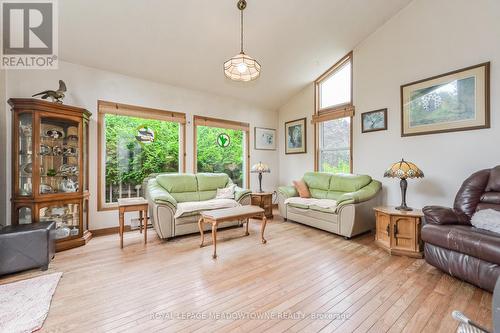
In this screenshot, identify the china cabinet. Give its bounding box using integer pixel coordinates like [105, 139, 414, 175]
[9, 98, 91, 251]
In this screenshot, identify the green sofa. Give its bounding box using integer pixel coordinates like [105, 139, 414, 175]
[278, 172, 382, 238]
[145, 173, 252, 239]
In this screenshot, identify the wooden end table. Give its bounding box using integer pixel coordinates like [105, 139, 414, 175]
[117, 198, 149, 248]
[374, 206, 424, 258]
[251, 192, 274, 219]
[198, 205, 267, 259]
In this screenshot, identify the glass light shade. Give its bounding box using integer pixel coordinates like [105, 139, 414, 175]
[224, 52, 261, 82]
[384, 159, 424, 179]
[251, 162, 270, 173]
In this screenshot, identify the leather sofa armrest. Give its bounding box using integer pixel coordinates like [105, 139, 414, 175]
[234, 186, 251, 202]
[336, 180, 382, 207]
[278, 186, 298, 199]
[422, 206, 470, 225]
[147, 179, 177, 208]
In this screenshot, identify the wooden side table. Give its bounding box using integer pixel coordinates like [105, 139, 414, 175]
[117, 198, 149, 248]
[374, 206, 424, 258]
[251, 192, 273, 219]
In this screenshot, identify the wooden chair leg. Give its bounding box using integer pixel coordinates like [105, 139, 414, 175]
[143, 209, 147, 244]
[212, 223, 217, 259]
[139, 210, 143, 234]
[198, 218, 205, 247]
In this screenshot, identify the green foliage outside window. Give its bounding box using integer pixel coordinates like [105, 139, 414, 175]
[196, 126, 244, 187]
[104, 114, 179, 202]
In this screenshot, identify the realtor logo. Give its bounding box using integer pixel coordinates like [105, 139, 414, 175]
[1, 0, 58, 69]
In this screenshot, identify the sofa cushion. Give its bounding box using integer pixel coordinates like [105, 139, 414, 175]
[303, 172, 331, 191]
[329, 174, 372, 192]
[284, 197, 337, 213]
[156, 174, 198, 193]
[196, 173, 230, 191]
[174, 199, 239, 218]
[486, 166, 500, 192]
[422, 223, 500, 265]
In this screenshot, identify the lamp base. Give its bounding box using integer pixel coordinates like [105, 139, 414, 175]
[395, 205, 413, 211]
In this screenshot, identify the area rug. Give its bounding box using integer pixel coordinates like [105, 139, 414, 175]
[0, 272, 62, 333]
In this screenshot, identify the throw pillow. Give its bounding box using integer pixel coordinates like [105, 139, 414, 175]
[471, 209, 500, 234]
[293, 179, 311, 198]
[215, 184, 236, 199]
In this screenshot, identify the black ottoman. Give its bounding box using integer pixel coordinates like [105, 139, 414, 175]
[0, 221, 56, 275]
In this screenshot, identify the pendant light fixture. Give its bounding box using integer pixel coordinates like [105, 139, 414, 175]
[224, 0, 261, 82]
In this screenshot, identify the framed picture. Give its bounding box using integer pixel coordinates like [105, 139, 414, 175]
[361, 108, 387, 133]
[401, 62, 490, 137]
[285, 117, 307, 154]
[254, 127, 276, 150]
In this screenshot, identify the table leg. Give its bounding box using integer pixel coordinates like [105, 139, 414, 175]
[245, 217, 250, 236]
[261, 214, 267, 244]
[143, 209, 147, 244]
[198, 217, 204, 247]
[119, 210, 124, 249]
[212, 223, 217, 259]
[139, 210, 143, 234]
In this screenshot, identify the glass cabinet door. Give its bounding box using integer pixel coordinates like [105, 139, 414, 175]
[18, 207, 32, 224]
[83, 120, 89, 192]
[39, 202, 80, 240]
[39, 117, 80, 195]
[18, 113, 33, 196]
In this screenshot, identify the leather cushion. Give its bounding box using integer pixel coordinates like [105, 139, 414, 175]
[481, 192, 500, 205]
[196, 173, 230, 191]
[422, 223, 500, 265]
[329, 174, 372, 192]
[454, 169, 491, 218]
[303, 172, 332, 191]
[486, 166, 500, 192]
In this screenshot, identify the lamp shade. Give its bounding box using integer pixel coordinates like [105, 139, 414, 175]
[251, 162, 270, 173]
[384, 159, 424, 179]
[224, 52, 261, 82]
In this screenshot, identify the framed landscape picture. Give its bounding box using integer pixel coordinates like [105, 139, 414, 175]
[254, 127, 276, 150]
[401, 62, 490, 137]
[285, 118, 306, 154]
[361, 108, 387, 133]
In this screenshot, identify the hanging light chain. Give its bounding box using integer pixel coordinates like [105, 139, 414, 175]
[240, 6, 244, 53]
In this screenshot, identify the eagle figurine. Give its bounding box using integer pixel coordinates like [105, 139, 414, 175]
[32, 80, 67, 103]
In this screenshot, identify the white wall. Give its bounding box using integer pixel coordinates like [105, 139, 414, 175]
[277, 84, 315, 185]
[279, 0, 500, 209]
[5, 61, 278, 229]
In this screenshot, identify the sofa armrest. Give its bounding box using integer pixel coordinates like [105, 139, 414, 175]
[278, 186, 298, 199]
[235, 186, 252, 202]
[336, 180, 381, 207]
[147, 179, 177, 208]
[422, 206, 470, 225]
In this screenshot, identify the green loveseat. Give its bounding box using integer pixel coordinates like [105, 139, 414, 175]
[278, 172, 381, 238]
[145, 173, 252, 239]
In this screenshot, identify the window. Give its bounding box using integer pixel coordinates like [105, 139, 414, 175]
[319, 117, 351, 173]
[313, 52, 353, 173]
[319, 60, 351, 110]
[194, 116, 249, 187]
[98, 101, 186, 210]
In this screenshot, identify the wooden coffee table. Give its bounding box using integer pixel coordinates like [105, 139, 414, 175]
[198, 205, 267, 259]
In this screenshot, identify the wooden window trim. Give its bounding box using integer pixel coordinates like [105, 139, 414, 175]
[313, 51, 354, 173]
[97, 100, 186, 211]
[193, 115, 250, 188]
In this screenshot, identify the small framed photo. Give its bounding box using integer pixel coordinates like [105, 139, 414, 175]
[361, 108, 388, 133]
[285, 117, 307, 154]
[254, 127, 276, 150]
[401, 62, 490, 137]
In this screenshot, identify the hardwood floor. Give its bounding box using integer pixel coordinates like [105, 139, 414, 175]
[1, 213, 493, 332]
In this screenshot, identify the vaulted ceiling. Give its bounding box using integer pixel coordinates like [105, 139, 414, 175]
[59, 0, 412, 110]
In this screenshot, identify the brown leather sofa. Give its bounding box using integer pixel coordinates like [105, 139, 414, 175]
[422, 166, 500, 292]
